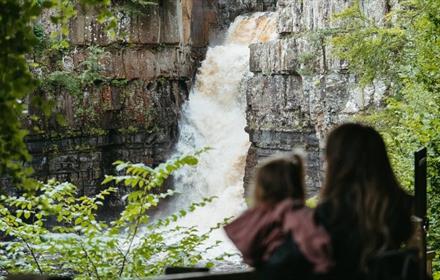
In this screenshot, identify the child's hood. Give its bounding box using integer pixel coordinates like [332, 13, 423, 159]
[224, 198, 333, 273]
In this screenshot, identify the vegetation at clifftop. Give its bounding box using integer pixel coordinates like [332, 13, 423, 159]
[331, 0, 440, 277]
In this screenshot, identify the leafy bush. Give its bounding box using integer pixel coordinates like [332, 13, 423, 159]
[0, 151, 223, 279]
[330, 0, 440, 276]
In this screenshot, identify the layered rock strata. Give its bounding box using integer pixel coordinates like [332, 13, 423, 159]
[244, 0, 391, 194]
[27, 0, 217, 202]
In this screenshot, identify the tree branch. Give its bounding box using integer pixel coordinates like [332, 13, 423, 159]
[79, 241, 101, 280]
[22, 236, 43, 275]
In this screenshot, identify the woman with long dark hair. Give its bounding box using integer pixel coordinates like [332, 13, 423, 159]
[316, 123, 413, 279]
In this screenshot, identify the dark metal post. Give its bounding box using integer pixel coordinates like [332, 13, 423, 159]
[414, 148, 427, 224]
[414, 147, 427, 280]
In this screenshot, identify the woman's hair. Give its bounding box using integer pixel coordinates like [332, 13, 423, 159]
[254, 153, 305, 205]
[320, 123, 412, 269]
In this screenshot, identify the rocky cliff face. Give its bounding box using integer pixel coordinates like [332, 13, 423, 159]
[216, 0, 278, 29]
[27, 0, 218, 203]
[244, 0, 391, 194]
[25, 0, 391, 203]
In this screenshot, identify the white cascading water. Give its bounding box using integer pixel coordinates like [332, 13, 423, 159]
[166, 13, 277, 261]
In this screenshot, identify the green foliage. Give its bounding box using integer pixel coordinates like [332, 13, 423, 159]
[118, 126, 139, 135]
[43, 71, 82, 96]
[78, 46, 109, 87]
[0, 151, 223, 279]
[33, 45, 110, 133]
[331, 0, 440, 275]
[33, 43, 157, 135]
[39, 46, 108, 94]
[306, 196, 318, 208]
[110, 79, 129, 88]
[0, 0, 43, 190]
[33, 23, 49, 57]
[331, 4, 406, 87]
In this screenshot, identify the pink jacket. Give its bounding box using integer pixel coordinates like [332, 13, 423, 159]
[224, 199, 333, 273]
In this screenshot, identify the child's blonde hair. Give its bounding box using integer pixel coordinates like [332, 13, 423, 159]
[254, 153, 305, 205]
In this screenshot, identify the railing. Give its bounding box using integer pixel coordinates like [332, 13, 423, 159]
[414, 147, 429, 280]
[5, 271, 257, 280]
[155, 270, 256, 280]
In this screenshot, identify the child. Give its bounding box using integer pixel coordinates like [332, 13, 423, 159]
[224, 153, 332, 278]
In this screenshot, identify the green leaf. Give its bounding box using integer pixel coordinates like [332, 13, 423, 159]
[182, 155, 198, 165]
[101, 175, 114, 185]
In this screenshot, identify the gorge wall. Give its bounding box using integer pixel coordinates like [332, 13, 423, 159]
[24, 0, 277, 210]
[243, 0, 391, 194]
[27, 1, 218, 202]
[26, 0, 392, 205]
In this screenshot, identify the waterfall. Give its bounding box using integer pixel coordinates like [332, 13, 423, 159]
[167, 12, 277, 261]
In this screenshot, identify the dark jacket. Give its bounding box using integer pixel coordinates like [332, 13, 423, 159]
[314, 194, 414, 280]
